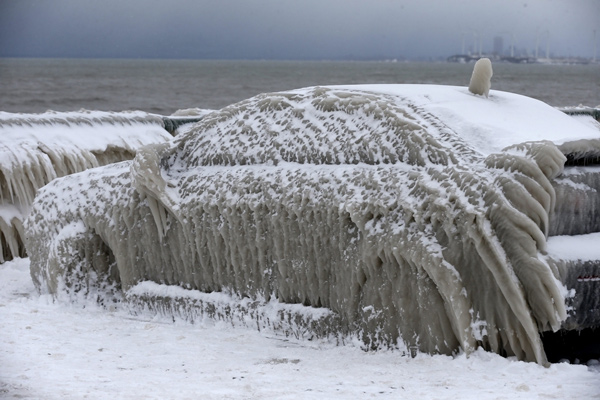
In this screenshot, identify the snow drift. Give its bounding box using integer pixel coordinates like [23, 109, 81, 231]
[25, 85, 600, 365]
[0, 110, 172, 262]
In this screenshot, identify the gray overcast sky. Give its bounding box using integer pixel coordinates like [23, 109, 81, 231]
[0, 0, 598, 60]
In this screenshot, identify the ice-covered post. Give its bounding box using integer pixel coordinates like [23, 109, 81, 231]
[468, 58, 493, 98]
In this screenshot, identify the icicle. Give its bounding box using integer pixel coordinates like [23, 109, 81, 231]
[0, 110, 172, 262]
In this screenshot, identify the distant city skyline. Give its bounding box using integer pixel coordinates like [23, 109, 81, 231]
[0, 0, 598, 61]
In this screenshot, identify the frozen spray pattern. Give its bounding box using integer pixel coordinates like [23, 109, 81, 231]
[0, 110, 172, 262]
[25, 85, 600, 365]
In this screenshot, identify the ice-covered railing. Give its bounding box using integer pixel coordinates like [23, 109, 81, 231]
[556, 106, 600, 166]
[559, 106, 600, 122]
[0, 110, 175, 262]
[25, 85, 600, 365]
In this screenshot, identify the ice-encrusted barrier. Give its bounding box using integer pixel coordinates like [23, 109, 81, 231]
[559, 107, 600, 123]
[25, 85, 600, 365]
[0, 110, 193, 262]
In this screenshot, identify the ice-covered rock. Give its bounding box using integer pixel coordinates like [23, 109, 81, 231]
[25, 85, 600, 365]
[0, 110, 172, 262]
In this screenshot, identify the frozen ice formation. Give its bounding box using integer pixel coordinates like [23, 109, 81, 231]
[0, 110, 172, 262]
[468, 58, 493, 98]
[25, 85, 600, 365]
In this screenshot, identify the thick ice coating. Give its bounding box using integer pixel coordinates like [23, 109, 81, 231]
[26, 85, 599, 365]
[0, 110, 172, 262]
[468, 58, 493, 98]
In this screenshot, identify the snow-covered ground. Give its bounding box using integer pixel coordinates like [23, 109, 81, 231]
[1, 258, 599, 399]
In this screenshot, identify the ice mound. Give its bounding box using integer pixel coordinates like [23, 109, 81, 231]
[0, 110, 172, 262]
[25, 85, 600, 365]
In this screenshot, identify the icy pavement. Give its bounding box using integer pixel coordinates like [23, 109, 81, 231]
[1, 258, 599, 399]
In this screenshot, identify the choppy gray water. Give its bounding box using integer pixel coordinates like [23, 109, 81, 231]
[1, 58, 599, 115]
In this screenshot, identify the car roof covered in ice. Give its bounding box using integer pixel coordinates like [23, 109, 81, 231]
[330, 84, 600, 156]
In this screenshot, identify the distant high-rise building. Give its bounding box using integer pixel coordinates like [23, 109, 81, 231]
[493, 37, 504, 56]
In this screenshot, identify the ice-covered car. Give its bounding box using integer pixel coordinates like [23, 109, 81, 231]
[25, 85, 600, 365]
